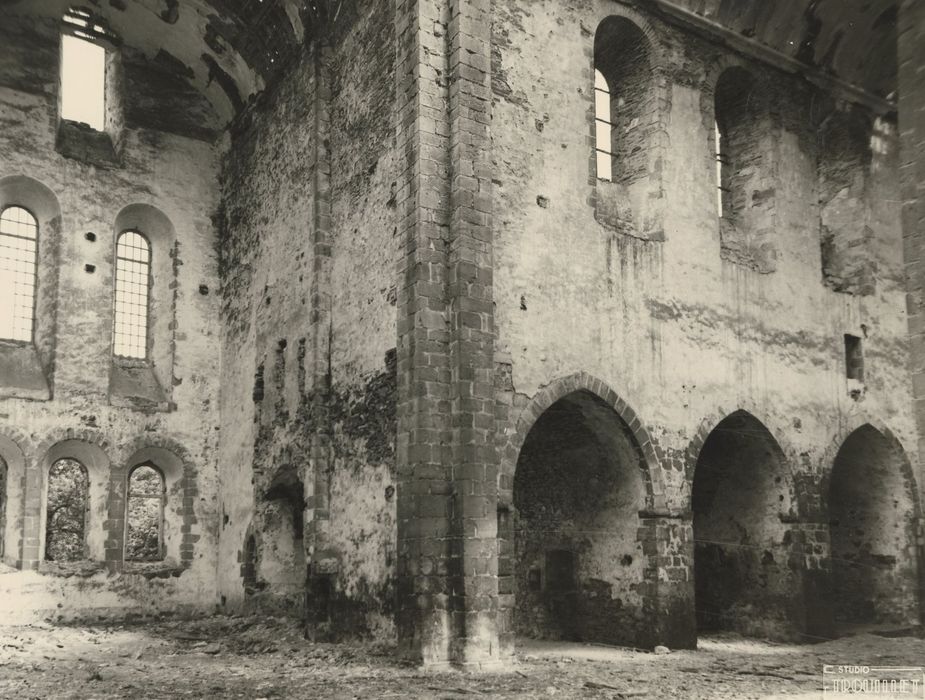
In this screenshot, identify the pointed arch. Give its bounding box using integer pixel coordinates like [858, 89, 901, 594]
[499, 372, 664, 510]
[825, 421, 922, 629]
[689, 408, 800, 638]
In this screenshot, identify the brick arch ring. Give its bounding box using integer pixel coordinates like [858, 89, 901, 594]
[497, 371, 666, 512]
[818, 414, 923, 520]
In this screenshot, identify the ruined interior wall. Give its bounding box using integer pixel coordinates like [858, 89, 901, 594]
[218, 0, 398, 637]
[0, 13, 222, 621]
[491, 0, 917, 643]
[217, 44, 318, 612]
[323, 0, 398, 637]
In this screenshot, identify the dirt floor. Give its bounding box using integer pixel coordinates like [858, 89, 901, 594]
[0, 615, 923, 699]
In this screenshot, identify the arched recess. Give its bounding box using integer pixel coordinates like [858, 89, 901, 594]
[0, 175, 62, 400]
[502, 374, 660, 647]
[0, 430, 28, 565]
[110, 204, 177, 408]
[254, 464, 307, 605]
[691, 410, 801, 639]
[817, 107, 876, 295]
[826, 424, 922, 631]
[703, 62, 778, 273]
[591, 12, 668, 240]
[38, 438, 111, 563]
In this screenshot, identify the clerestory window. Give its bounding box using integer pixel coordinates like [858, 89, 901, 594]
[594, 70, 615, 182]
[61, 8, 109, 131]
[112, 230, 151, 359]
[0, 206, 38, 343]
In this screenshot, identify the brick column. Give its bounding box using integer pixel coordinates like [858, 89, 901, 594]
[638, 512, 697, 649]
[445, 0, 497, 666]
[395, 0, 455, 665]
[395, 0, 498, 667]
[19, 457, 42, 569]
[899, 0, 925, 625]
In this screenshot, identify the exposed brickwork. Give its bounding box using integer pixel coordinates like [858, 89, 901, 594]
[898, 0, 925, 625]
[0, 0, 922, 667]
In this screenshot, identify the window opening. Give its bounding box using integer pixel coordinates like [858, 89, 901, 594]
[594, 69, 614, 182]
[125, 464, 165, 561]
[45, 458, 89, 562]
[113, 230, 151, 359]
[845, 334, 864, 382]
[60, 34, 106, 131]
[0, 206, 38, 342]
[714, 121, 730, 218]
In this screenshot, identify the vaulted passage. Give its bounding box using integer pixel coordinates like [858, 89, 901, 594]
[692, 412, 800, 639]
[829, 426, 921, 631]
[512, 390, 647, 646]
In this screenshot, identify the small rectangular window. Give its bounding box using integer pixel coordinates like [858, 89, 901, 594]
[61, 34, 106, 130]
[844, 334, 864, 382]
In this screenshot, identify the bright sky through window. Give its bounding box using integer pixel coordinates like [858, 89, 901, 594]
[113, 231, 150, 359]
[0, 206, 38, 342]
[594, 69, 613, 182]
[61, 34, 105, 130]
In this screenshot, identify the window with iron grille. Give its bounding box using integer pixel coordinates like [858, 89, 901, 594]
[594, 69, 614, 182]
[0, 206, 38, 342]
[113, 230, 151, 359]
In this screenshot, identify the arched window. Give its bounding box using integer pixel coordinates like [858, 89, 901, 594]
[113, 230, 151, 359]
[593, 17, 653, 187]
[714, 120, 729, 218]
[594, 70, 614, 182]
[125, 464, 164, 561]
[713, 67, 762, 228]
[45, 458, 89, 562]
[0, 206, 38, 342]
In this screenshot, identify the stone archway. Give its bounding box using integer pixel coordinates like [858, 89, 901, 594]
[506, 378, 657, 648]
[827, 424, 922, 632]
[691, 410, 801, 640]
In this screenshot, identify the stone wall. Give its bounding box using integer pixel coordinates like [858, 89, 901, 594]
[0, 12, 222, 621]
[217, 0, 399, 637]
[489, 0, 921, 655]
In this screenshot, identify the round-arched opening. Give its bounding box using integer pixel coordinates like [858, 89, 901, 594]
[593, 16, 654, 186]
[512, 389, 646, 645]
[45, 458, 90, 562]
[829, 425, 921, 632]
[257, 467, 307, 600]
[713, 67, 765, 227]
[125, 463, 165, 562]
[692, 411, 798, 639]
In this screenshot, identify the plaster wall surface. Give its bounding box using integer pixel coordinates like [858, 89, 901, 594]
[217, 0, 398, 636]
[0, 14, 223, 621]
[490, 0, 920, 646]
